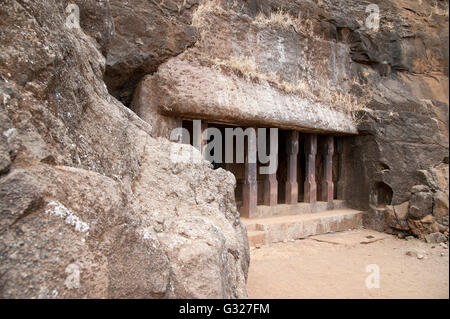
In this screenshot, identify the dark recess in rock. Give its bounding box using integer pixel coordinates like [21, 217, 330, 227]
[374, 182, 393, 207]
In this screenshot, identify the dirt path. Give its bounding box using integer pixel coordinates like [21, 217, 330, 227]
[247, 229, 449, 299]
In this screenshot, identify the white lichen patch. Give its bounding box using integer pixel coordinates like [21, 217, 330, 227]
[45, 201, 90, 233]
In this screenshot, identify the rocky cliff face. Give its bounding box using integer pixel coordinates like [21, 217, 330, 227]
[0, 0, 248, 298]
[0, 0, 448, 298]
[112, 0, 448, 238]
[329, 0, 449, 238]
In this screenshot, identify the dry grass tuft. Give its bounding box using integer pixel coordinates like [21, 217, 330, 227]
[212, 57, 260, 82]
[192, 0, 227, 31]
[253, 9, 315, 36]
[192, 2, 318, 38]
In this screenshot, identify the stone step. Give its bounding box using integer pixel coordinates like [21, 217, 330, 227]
[247, 230, 266, 247]
[243, 209, 363, 246]
[247, 200, 347, 219]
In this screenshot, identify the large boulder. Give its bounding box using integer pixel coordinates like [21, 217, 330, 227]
[385, 201, 409, 231]
[424, 232, 448, 244]
[0, 0, 248, 298]
[434, 191, 450, 224]
[408, 185, 434, 220]
[418, 164, 450, 225]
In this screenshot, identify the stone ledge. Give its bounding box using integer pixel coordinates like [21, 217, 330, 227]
[142, 56, 358, 135]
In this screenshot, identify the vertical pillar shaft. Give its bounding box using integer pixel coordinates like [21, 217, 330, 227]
[193, 120, 208, 159]
[322, 136, 334, 203]
[171, 119, 185, 144]
[242, 129, 257, 218]
[263, 133, 278, 206]
[285, 131, 299, 205]
[336, 138, 345, 200]
[304, 134, 317, 203]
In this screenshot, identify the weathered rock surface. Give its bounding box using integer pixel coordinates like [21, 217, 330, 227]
[385, 202, 410, 231]
[75, 0, 115, 55]
[323, 0, 449, 238]
[409, 186, 434, 220]
[105, 0, 199, 106]
[0, 0, 248, 298]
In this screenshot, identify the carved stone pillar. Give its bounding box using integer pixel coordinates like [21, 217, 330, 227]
[304, 134, 317, 203]
[263, 134, 278, 206]
[193, 120, 208, 159]
[242, 129, 257, 218]
[322, 136, 334, 203]
[285, 131, 299, 205]
[336, 138, 345, 200]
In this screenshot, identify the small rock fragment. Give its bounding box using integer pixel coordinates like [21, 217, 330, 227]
[406, 249, 425, 258]
[425, 232, 448, 244]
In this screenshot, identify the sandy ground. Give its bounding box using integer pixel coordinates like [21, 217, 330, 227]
[247, 229, 449, 299]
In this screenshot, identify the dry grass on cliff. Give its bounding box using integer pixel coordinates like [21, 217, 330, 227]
[192, 0, 228, 31]
[192, 1, 318, 38]
[432, 1, 449, 17]
[253, 10, 315, 36]
[212, 57, 261, 82]
[192, 1, 366, 123]
[210, 56, 366, 123]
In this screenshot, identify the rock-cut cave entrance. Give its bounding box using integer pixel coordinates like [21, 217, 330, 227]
[181, 120, 346, 219]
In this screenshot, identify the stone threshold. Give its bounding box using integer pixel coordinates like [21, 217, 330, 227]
[243, 208, 363, 247]
[240, 200, 347, 219]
